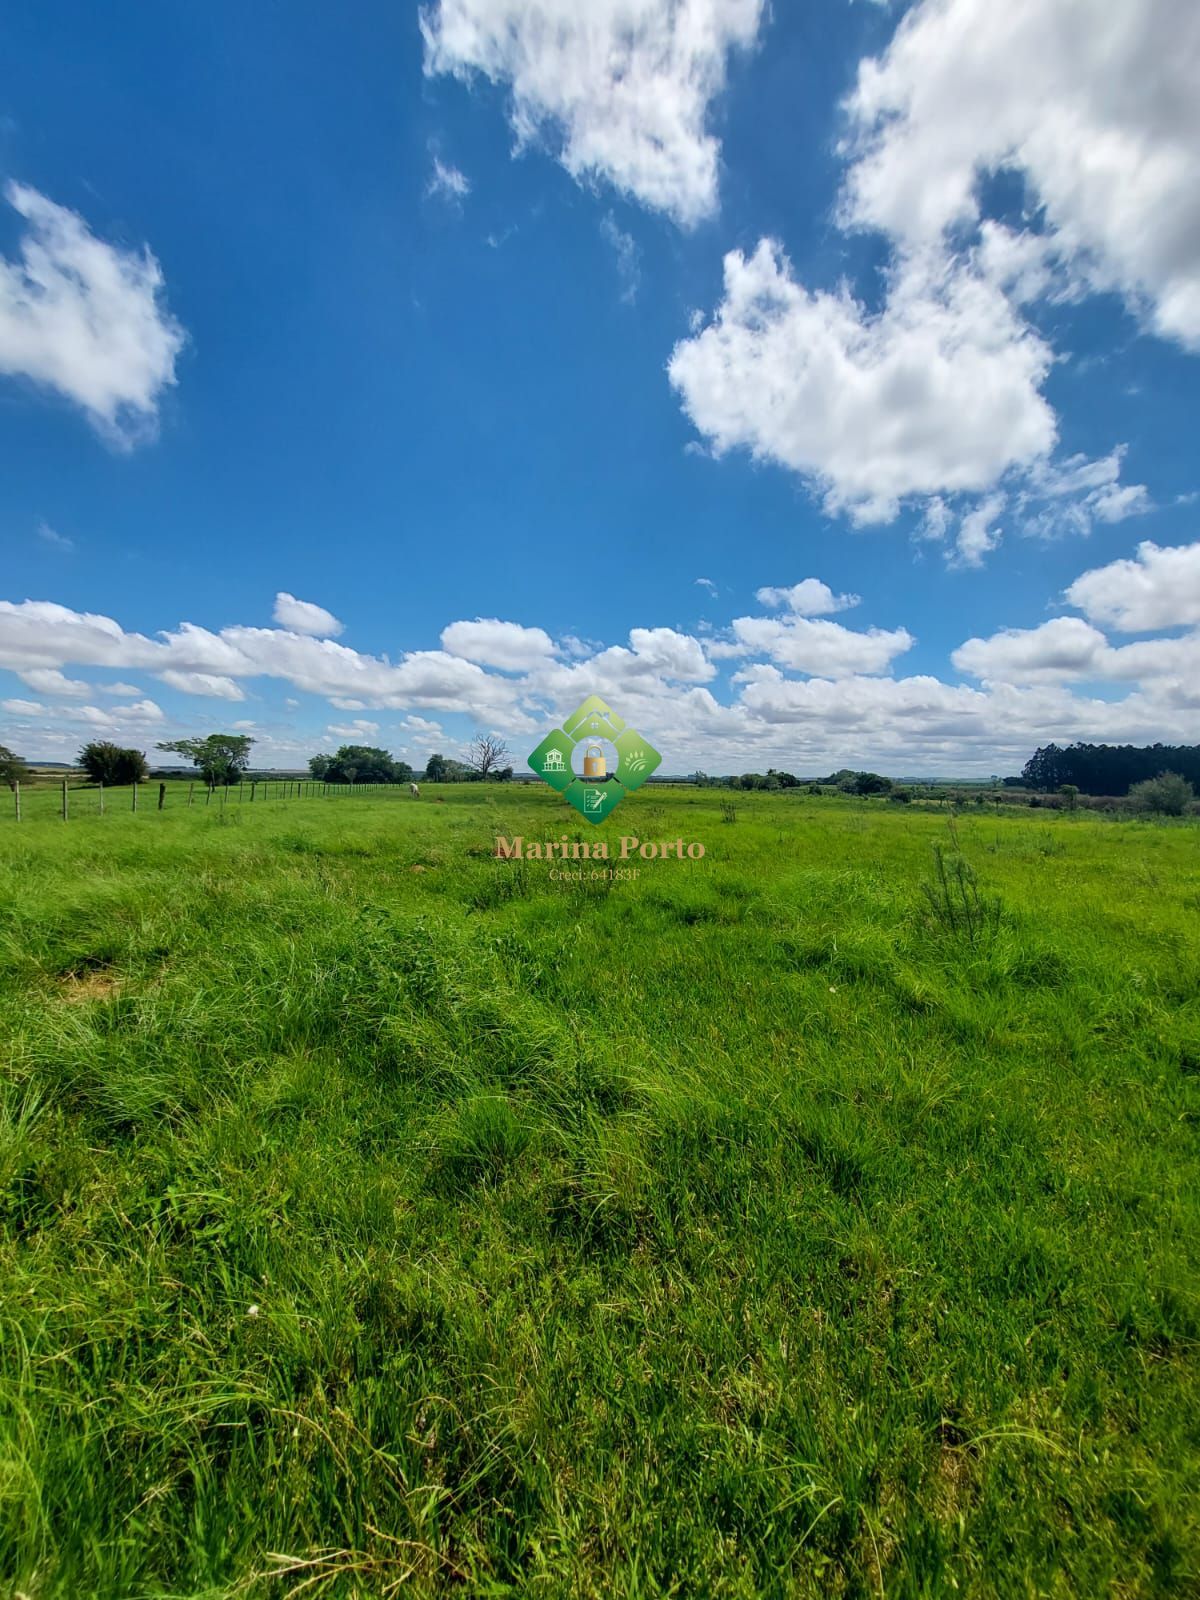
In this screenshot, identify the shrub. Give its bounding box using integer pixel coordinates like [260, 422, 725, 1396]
[1129, 771, 1195, 817]
[78, 742, 148, 785]
[1137, 771, 1194, 815]
[920, 844, 1002, 944]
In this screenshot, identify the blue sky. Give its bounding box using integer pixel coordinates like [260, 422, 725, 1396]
[2, 0, 1199, 775]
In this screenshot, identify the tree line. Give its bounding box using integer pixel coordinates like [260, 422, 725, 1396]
[308, 735, 511, 784]
[1021, 743, 1200, 794]
[2, 732, 514, 788]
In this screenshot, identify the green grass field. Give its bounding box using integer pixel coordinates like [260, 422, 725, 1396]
[1, 783, 1197, 1597]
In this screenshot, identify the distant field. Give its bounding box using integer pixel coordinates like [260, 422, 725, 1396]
[1, 785, 1197, 1597]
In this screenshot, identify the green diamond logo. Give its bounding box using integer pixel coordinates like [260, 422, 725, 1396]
[528, 695, 660, 825]
[613, 729, 661, 793]
[528, 728, 575, 793]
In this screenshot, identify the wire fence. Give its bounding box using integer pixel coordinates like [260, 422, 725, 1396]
[4, 777, 423, 824]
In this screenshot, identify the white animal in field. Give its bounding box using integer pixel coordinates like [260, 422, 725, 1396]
[410, 782, 420, 798]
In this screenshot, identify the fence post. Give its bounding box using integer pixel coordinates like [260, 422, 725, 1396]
[62, 780, 69, 821]
[99, 780, 104, 816]
[188, 781, 194, 806]
[250, 781, 256, 803]
[158, 781, 166, 811]
[13, 781, 19, 822]
[205, 785, 212, 805]
[132, 782, 138, 813]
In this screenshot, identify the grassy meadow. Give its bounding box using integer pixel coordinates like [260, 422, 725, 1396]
[0, 781, 1198, 1597]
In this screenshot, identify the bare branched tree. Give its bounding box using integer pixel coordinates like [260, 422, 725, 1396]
[469, 733, 510, 779]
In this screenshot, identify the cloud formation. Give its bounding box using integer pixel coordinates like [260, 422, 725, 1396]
[0, 183, 185, 446]
[427, 157, 471, 203]
[4, 543, 1200, 774]
[1064, 540, 1200, 632]
[272, 593, 344, 638]
[669, 242, 1057, 524]
[421, 0, 765, 226]
[755, 579, 860, 616]
[669, 0, 1174, 557]
[843, 0, 1200, 349]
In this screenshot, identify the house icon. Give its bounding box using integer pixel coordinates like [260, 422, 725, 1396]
[541, 748, 566, 773]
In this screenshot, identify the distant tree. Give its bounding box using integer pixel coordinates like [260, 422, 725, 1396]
[469, 733, 510, 780]
[308, 753, 332, 779]
[1058, 783, 1079, 811]
[79, 741, 147, 785]
[0, 744, 29, 788]
[1129, 771, 1194, 816]
[825, 769, 859, 791]
[854, 772, 892, 796]
[497, 765, 514, 782]
[158, 734, 255, 786]
[820, 768, 891, 795]
[889, 788, 912, 803]
[425, 752, 448, 781]
[393, 758, 414, 783]
[323, 745, 396, 784]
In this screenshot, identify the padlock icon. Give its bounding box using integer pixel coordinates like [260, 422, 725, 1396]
[583, 743, 606, 780]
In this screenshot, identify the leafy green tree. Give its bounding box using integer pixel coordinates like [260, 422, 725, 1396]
[1129, 771, 1194, 816]
[323, 745, 395, 784]
[79, 742, 148, 785]
[425, 752, 448, 781]
[157, 734, 255, 786]
[0, 745, 28, 788]
[1058, 783, 1079, 811]
[308, 754, 332, 779]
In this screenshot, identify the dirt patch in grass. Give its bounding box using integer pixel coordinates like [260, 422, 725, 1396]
[57, 969, 123, 1003]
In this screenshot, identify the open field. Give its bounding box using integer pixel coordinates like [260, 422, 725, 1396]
[1, 785, 1198, 1597]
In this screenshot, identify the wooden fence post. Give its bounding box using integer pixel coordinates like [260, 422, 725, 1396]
[205, 785, 212, 805]
[250, 781, 256, 803]
[99, 780, 104, 815]
[158, 782, 166, 811]
[62, 780, 69, 821]
[188, 782, 194, 806]
[132, 782, 138, 813]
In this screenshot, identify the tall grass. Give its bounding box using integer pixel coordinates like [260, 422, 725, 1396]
[0, 785, 1197, 1596]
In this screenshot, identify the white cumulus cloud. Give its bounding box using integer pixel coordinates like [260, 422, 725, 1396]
[1064, 540, 1200, 632]
[669, 241, 1056, 524]
[843, 0, 1200, 349]
[729, 615, 914, 678]
[441, 617, 557, 671]
[157, 669, 247, 701]
[755, 579, 860, 616]
[0, 183, 185, 446]
[421, 0, 765, 226]
[272, 592, 344, 638]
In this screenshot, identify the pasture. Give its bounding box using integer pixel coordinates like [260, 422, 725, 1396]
[0, 783, 1197, 1597]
